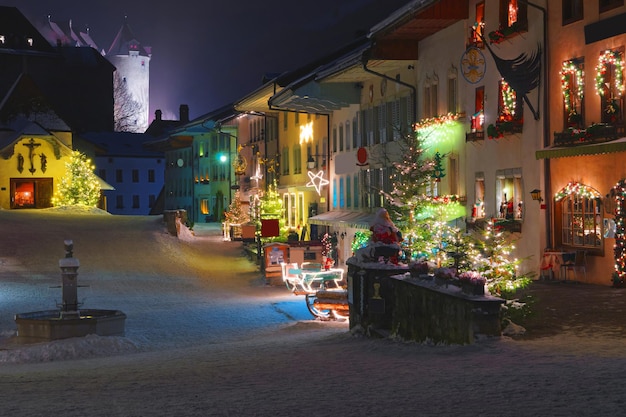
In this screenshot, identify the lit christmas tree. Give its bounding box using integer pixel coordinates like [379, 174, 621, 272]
[224, 191, 249, 225]
[469, 219, 530, 296]
[52, 151, 101, 207]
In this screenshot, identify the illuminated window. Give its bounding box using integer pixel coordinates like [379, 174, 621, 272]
[560, 194, 603, 250]
[474, 173, 486, 219]
[498, 79, 518, 122]
[0, 35, 5, 44]
[499, 0, 527, 31]
[561, 58, 585, 129]
[495, 168, 523, 221]
[27, 38, 33, 47]
[596, 49, 624, 125]
[471, 2, 485, 46]
[473, 87, 485, 132]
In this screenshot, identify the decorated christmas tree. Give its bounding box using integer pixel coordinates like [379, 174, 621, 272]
[52, 151, 101, 207]
[224, 191, 249, 225]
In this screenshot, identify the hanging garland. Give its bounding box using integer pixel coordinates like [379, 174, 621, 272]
[500, 79, 516, 116]
[560, 60, 585, 114]
[613, 180, 626, 285]
[413, 113, 459, 131]
[554, 181, 601, 202]
[595, 49, 624, 97]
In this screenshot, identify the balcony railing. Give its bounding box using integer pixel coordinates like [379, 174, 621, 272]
[466, 131, 484, 142]
[553, 123, 625, 147]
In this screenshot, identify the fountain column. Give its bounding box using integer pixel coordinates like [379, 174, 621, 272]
[59, 239, 80, 314]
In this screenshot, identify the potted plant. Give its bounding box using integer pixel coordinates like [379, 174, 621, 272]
[433, 267, 456, 287]
[409, 261, 430, 279]
[458, 271, 487, 295]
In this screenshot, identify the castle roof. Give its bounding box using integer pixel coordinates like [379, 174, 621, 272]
[107, 19, 151, 57]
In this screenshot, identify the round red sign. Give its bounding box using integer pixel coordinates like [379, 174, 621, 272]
[356, 147, 368, 165]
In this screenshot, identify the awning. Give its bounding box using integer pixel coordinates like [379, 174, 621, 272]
[536, 137, 626, 159]
[308, 210, 375, 229]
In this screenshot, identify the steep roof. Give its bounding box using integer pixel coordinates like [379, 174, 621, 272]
[107, 19, 151, 57]
[0, 6, 56, 54]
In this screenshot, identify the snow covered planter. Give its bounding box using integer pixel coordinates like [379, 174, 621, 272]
[458, 271, 486, 296]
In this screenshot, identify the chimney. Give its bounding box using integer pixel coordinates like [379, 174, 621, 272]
[179, 104, 189, 122]
[155, 109, 162, 121]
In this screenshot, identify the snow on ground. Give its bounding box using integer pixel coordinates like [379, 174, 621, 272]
[1, 209, 626, 416]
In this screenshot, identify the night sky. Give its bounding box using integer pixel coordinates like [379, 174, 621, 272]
[2, 0, 410, 121]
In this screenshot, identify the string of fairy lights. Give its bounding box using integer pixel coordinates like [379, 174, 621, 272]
[560, 60, 585, 114]
[613, 180, 626, 281]
[595, 49, 624, 97]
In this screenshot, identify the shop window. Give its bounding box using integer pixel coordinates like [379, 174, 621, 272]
[559, 194, 603, 251]
[560, 58, 585, 129]
[563, 0, 583, 25]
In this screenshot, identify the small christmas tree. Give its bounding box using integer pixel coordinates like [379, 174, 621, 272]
[52, 151, 101, 207]
[224, 191, 249, 225]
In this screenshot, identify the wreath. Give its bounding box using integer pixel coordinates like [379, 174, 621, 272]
[560, 60, 584, 114]
[595, 50, 624, 96]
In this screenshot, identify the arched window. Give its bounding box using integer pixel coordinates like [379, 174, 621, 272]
[555, 182, 603, 252]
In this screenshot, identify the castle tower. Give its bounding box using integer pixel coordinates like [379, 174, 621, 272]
[106, 18, 151, 133]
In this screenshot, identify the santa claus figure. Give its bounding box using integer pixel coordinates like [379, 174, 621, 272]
[370, 208, 402, 244]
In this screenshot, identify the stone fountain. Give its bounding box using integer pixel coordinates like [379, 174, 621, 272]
[14, 240, 126, 343]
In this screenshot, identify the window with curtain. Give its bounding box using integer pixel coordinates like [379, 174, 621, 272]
[495, 168, 523, 221]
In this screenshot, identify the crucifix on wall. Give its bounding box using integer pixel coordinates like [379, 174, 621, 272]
[23, 138, 41, 174]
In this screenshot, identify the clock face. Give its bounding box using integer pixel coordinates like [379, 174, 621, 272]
[177, 158, 184, 167]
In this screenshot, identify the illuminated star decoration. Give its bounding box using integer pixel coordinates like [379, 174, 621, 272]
[306, 169, 329, 195]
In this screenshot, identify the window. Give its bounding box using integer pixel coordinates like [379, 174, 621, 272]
[448, 66, 458, 114]
[559, 194, 603, 251]
[298, 193, 304, 227]
[283, 112, 288, 130]
[599, 0, 623, 13]
[563, 0, 583, 25]
[292, 145, 302, 175]
[339, 177, 345, 208]
[339, 124, 344, 151]
[132, 195, 140, 208]
[424, 82, 431, 119]
[472, 87, 485, 132]
[332, 179, 338, 209]
[295, 112, 300, 125]
[499, 0, 527, 31]
[346, 176, 352, 208]
[495, 169, 523, 221]
[353, 174, 359, 208]
[132, 169, 139, 183]
[345, 121, 351, 150]
[471, 2, 485, 46]
[116, 169, 123, 183]
[561, 58, 585, 129]
[352, 116, 359, 149]
[116, 195, 124, 209]
[474, 173, 486, 219]
[290, 193, 296, 227]
[498, 79, 516, 119]
[596, 49, 624, 125]
[148, 169, 155, 183]
[448, 154, 458, 196]
[333, 126, 338, 153]
[281, 146, 290, 175]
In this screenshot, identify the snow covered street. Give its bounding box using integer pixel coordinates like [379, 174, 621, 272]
[1, 209, 626, 416]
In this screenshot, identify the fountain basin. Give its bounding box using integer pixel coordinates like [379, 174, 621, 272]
[14, 309, 126, 343]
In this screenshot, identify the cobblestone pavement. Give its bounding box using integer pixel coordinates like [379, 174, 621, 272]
[512, 279, 626, 339]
